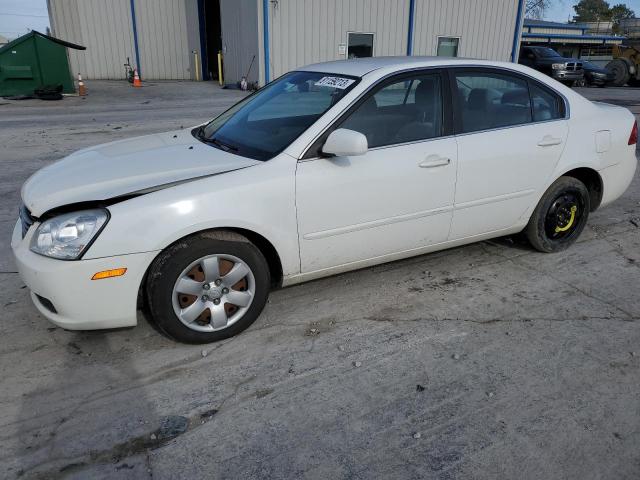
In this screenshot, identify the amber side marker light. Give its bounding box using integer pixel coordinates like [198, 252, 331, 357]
[91, 268, 127, 280]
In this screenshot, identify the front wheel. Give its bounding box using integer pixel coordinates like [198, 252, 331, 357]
[146, 232, 270, 343]
[525, 176, 590, 253]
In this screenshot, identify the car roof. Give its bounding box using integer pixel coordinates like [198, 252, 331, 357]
[298, 56, 524, 77]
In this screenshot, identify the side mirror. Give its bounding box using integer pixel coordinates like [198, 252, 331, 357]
[322, 128, 368, 157]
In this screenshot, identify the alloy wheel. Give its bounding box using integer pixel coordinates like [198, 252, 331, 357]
[171, 254, 255, 332]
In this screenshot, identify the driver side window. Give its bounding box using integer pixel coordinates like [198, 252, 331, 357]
[340, 73, 443, 148]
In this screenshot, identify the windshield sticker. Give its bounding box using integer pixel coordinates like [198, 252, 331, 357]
[314, 76, 355, 89]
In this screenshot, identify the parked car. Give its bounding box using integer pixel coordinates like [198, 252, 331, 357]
[12, 57, 637, 343]
[519, 46, 584, 86]
[577, 60, 616, 87]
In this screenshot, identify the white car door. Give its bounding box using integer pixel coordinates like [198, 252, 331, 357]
[448, 68, 569, 239]
[295, 71, 458, 273]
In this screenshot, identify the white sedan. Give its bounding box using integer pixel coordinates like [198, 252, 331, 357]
[12, 57, 637, 343]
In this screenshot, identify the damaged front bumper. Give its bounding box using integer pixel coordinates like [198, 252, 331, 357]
[11, 220, 158, 330]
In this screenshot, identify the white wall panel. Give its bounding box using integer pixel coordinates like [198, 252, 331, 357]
[49, 0, 193, 80]
[49, 0, 135, 79]
[220, 0, 260, 85]
[267, 0, 410, 80]
[529, 27, 581, 35]
[412, 0, 520, 61]
[135, 0, 191, 80]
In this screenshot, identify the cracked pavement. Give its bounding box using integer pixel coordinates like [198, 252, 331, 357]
[0, 82, 639, 479]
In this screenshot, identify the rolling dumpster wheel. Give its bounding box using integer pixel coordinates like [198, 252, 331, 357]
[525, 176, 590, 253]
[146, 232, 271, 344]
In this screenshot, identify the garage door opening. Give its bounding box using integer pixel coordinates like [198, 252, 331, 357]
[198, 0, 222, 81]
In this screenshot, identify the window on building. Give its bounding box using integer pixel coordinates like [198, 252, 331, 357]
[580, 45, 613, 57]
[437, 37, 459, 57]
[340, 73, 443, 148]
[530, 83, 563, 122]
[347, 33, 374, 58]
[453, 71, 532, 133]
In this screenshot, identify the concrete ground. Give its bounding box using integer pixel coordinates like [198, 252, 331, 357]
[1, 81, 639, 480]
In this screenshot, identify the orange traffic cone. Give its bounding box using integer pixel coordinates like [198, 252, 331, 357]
[133, 69, 142, 87]
[77, 73, 86, 96]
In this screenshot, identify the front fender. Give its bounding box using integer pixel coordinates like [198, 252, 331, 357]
[85, 154, 301, 277]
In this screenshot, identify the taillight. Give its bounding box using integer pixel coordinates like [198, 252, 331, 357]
[630, 120, 638, 146]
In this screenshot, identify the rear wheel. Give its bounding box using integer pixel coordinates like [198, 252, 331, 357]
[146, 232, 270, 343]
[525, 177, 590, 253]
[606, 59, 631, 87]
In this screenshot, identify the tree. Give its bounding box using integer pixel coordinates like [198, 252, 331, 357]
[573, 0, 612, 22]
[609, 3, 635, 23]
[525, 0, 551, 19]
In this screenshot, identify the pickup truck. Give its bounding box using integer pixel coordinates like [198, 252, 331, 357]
[519, 46, 584, 86]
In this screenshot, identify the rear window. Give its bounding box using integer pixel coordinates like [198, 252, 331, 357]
[454, 71, 532, 133]
[453, 70, 566, 133]
[530, 83, 563, 122]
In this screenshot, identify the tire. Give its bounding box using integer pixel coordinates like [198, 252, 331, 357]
[525, 176, 590, 253]
[146, 231, 270, 343]
[606, 59, 630, 87]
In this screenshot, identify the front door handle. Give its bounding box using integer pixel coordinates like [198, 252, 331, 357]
[537, 135, 563, 147]
[419, 156, 451, 168]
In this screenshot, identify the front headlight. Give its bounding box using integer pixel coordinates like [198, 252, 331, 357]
[30, 209, 109, 260]
[551, 63, 565, 70]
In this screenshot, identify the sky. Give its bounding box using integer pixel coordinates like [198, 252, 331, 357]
[0, 0, 49, 40]
[544, 0, 640, 22]
[1, 0, 640, 41]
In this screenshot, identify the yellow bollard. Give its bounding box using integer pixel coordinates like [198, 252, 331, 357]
[217, 51, 224, 86]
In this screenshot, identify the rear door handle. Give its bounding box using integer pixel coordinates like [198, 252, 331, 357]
[419, 156, 451, 168]
[537, 135, 563, 147]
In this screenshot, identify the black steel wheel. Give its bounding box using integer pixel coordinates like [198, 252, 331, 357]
[525, 176, 590, 253]
[543, 192, 586, 241]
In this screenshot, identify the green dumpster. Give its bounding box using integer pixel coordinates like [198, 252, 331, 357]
[0, 30, 86, 97]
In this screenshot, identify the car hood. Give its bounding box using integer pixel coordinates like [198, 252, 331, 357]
[22, 129, 261, 216]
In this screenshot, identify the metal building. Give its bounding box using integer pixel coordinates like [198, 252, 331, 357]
[48, 0, 525, 86]
[521, 19, 625, 63]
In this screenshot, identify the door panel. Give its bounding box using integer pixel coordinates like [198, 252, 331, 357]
[449, 68, 569, 239]
[450, 120, 568, 238]
[296, 138, 458, 272]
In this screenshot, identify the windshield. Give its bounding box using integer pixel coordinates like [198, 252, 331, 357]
[199, 71, 360, 161]
[534, 47, 562, 58]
